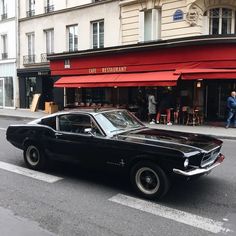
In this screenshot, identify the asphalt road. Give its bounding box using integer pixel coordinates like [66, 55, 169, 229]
[0, 116, 235, 236]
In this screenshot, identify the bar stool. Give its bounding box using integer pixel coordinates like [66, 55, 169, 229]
[160, 114, 167, 124]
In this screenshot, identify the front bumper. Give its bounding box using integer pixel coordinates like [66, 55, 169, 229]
[173, 153, 225, 177]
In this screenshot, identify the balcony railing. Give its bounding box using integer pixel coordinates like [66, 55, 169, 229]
[1, 13, 7, 20]
[41, 53, 49, 63]
[44, 5, 54, 13]
[26, 10, 35, 17]
[23, 55, 36, 65]
[1, 53, 8, 59]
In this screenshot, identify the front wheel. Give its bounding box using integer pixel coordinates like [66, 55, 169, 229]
[23, 144, 46, 170]
[130, 161, 170, 200]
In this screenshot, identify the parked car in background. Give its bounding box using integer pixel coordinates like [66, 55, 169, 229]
[6, 109, 225, 199]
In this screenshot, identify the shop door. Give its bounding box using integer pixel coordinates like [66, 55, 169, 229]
[206, 82, 232, 121]
[26, 77, 36, 108]
[0, 79, 4, 108]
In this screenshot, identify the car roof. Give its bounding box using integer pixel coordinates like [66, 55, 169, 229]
[41, 108, 126, 118]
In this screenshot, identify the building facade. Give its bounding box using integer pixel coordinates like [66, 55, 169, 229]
[0, 0, 17, 108]
[17, 0, 236, 122]
[17, 0, 120, 109]
[49, 0, 236, 122]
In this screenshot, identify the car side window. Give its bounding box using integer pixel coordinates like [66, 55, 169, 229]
[40, 117, 56, 130]
[58, 114, 103, 136]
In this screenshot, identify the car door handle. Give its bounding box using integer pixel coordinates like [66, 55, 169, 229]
[55, 132, 63, 137]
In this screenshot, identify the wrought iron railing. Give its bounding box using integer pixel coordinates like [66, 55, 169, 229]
[23, 55, 36, 64]
[44, 5, 54, 13]
[26, 10, 35, 17]
[41, 53, 49, 63]
[1, 53, 8, 59]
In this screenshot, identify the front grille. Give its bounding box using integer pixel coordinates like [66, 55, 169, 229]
[201, 146, 221, 167]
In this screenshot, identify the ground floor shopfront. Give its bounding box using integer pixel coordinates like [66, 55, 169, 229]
[0, 61, 17, 108]
[17, 67, 53, 110]
[47, 36, 236, 122]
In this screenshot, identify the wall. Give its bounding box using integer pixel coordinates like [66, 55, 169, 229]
[18, 0, 120, 68]
[120, 0, 236, 44]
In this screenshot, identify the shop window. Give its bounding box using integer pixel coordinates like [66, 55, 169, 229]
[139, 8, 161, 42]
[91, 20, 104, 49]
[0, 77, 13, 107]
[204, 8, 235, 35]
[67, 25, 78, 52]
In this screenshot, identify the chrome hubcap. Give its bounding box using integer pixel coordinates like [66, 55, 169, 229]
[135, 167, 160, 195]
[26, 146, 40, 166]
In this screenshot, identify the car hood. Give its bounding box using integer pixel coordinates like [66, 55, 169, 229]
[117, 127, 222, 154]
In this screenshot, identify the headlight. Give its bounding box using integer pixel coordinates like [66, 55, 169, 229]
[184, 159, 189, 168]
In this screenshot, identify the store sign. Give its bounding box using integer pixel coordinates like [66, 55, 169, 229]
[89, 66, 127, 74]
[173, 10, 184, 21]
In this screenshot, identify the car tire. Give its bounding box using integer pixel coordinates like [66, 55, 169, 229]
[130, 161, 170, 200]
[23, 144, 46, 170]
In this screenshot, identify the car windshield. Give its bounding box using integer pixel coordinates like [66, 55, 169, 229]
[95, 110, 144, 135]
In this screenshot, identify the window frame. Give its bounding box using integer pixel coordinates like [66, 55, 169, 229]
[91, 20, 104, 49]
[206, 7, 236, 35]
[66, 25, 78, 52]
[44, 28, 54, 54]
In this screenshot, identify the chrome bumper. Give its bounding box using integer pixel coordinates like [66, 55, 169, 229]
[173, 154, 225, 177]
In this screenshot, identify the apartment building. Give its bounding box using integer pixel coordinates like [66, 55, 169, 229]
[17, 0, 120, 109]
[0, 0, 17, 108]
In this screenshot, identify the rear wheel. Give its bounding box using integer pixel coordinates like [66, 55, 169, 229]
[130, 161, 170, 200]
[23, 144, 46, 170]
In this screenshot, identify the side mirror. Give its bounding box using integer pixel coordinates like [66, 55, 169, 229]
[84, 128, 93, 135]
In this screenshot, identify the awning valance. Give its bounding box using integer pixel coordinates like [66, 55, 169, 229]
[54, 71, 179, 88]
[176, 69, 236, 80]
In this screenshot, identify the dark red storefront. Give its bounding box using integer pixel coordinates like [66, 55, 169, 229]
[48, 36, 236, 122]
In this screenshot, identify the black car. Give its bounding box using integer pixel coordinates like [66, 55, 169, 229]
[6, 109, 225, 199]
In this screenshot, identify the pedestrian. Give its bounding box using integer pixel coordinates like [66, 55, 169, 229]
[148, 91, 157, 124]
[226, 91, 236, 128]
[156, 90, 173, 125]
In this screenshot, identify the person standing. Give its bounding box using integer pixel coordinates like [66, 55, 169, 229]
[148, 91, 157, 124]
[226, 91, 236, 128]
[156, 91, 173, 125]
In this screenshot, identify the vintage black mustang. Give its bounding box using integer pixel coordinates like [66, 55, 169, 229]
[6, 109, 225, 199]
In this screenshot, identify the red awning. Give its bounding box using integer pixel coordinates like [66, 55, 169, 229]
[54, 71, 179, 88]
[176, 69, 236, 80]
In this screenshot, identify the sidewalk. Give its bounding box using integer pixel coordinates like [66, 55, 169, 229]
[0, 108, 236, 140]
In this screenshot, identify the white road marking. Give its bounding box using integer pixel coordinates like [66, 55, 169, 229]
[0, 127, 6, 131]
[109, 194, 232, 234]
[0, 161, 62, 183]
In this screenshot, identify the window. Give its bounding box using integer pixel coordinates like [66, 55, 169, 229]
[92, 20, 104, 49]
[59, 114, 103, 136]
[45, 0, 54, 13]
[27, 33, 35, 63]
[41, 117, 56, 130]
[1, 34, 7, 59]
[67, 25, 78, 52]
[139, 9, 161, 42]
[45, 29, 54, 54]
[27, 0, 35, 17]
[205, 8, 235, 35]
[1, 0, 7, 20]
